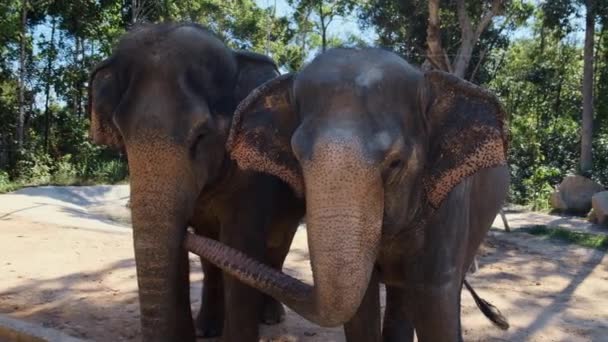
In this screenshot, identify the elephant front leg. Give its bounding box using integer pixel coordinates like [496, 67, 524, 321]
[195, 260, 224, 338]
[260, 213, 301, 325]
[343, 270, 381, 342]
[382, 286, 414, 342]
[411, 280, 463, 342]
[220, 212, 267, 342]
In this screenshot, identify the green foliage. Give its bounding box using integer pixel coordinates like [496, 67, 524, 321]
[359, 0, 533, 82]
[0, 169, 15, 193]
[0, 0, 606, 212]
[487, 18, 608, 206]
[524, 225, 608, 250]
[14, 148, 53, 185]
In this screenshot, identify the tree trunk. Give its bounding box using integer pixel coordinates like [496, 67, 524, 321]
[427, 0, 504, 79]
[132, 0, 138, 24]
[17, 0, 27, 150]
[426, 0, 451, 72]
[319, 2, 327, 52]
[44, 18, 56, 152]
[77, 38, 86, 118]
[580, 0, 595, 175]
[453, 0, 474, 78]
[72, 36, 80, 117]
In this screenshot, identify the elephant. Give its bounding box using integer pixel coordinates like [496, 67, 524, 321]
[87, 23, 304, 342]
[185, 47, 510, 341]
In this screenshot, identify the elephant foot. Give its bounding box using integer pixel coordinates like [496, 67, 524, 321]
[261, 297, 286, 325]
[194, 315, 223, 338]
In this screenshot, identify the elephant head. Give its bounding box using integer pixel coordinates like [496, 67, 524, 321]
[185, 48, 508, 327]
[87, 23, 279, 341]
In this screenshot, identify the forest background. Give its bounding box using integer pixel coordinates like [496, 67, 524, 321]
[0, 0, 607, 210]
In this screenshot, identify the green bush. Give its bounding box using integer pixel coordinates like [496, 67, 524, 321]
[14, 149, 53, 185]
[522, 166, 561, 210]
[0, 170, 14, 193]
[52, 154, 78, 185]
[2, 114, 129, 189]
[87, 158, 129, 184]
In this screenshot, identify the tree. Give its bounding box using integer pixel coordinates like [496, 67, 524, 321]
[41, 16, 56, 152]
[17, 0, 27, 150]
[427, 0, 506, 78]
[580, 0, 594, 175]
[289, 0, 355, 52]
[542, 0, 608, 176]
[361, 0, 532, 82]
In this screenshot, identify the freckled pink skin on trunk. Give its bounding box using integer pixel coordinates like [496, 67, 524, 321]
[128, 132, 198, 341]
[187, 136, 384, 327]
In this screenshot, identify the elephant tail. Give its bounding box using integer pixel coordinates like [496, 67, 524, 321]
[464, 279, 509, 330]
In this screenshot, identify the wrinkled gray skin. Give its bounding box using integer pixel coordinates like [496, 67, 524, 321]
[186, 48, 509, 341]
[88, 24, 304, 341]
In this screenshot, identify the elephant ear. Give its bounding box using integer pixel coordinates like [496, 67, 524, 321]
[422, 70, 508, 209]
[233, 50, 280, 103]
[226, 74, 303, 197]
[87, 58, 124, 149]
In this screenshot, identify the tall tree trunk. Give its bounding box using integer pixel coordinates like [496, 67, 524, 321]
[17, 0, 27, 150]
[319, 2, 327, 52]
[44, 17, 56, 153]
[77, 38, 86, 117]
[426, 0, 451, 72]
[453, 0, 475, 78]
[427, 0, 504, 79]
[580, 0, 595, 175]
[300, 8, 313, 53]
[72, 36, 80, 117]
[593, 25, 605, 93]
[132, 0, 139, 24]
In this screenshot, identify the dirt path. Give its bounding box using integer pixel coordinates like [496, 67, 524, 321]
[0, 186, 607, 341]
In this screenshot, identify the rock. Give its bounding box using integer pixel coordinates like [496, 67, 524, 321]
[588, 210, 598, 223]
[591, 191, 608, 225]
[550, 191, 567, 211]
[550, 175, 604, 214]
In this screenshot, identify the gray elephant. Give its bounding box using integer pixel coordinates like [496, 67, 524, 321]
[186, 48, 510, 341]
[87, 23, 304, 341]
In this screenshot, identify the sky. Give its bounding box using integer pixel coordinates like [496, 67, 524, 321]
[254, 0, 378, 43]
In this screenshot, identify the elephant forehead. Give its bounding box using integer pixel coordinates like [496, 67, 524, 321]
[355, 66, 384, 88]
[371, 131, 392, 152]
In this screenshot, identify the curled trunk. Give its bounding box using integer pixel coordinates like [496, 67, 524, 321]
[187, 141, 384, 327]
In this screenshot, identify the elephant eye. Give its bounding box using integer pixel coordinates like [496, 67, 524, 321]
[388, 159, 404, 169]
[382, 154, 406, 183]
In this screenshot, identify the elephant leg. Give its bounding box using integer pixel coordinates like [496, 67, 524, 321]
[191, 224, 224, 337]
[344, 270, 381, 342]
[410, 177, 471, 341]
[261, 216, 300, 325]
[220, 209, 267, 342]
[194, 259, 224, 337]
[382, 286, 414, 342]
[411, 280, 463, 342]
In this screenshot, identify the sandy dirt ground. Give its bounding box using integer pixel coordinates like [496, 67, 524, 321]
[0, 186, 607, 341]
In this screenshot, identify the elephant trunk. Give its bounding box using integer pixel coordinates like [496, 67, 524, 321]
[187, 139, 384, 327]
[128, 140, 197, 341]
[301, 154, 384, 326]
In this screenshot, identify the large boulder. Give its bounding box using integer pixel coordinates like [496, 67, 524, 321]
[549, 175, 604, 214]
[591, 191, 608, 225]
[550, 191, 567, 211]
